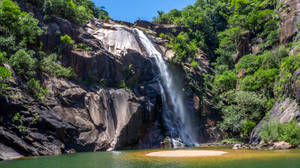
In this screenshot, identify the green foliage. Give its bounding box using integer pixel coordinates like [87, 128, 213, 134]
[0, 66, 11, 93]
[190, 60, 199, 68]
[218, 91, 267, 137]
[276, 52, 300, 96]
[214, 71, 237, 93]
[39, 53, 74, 78]
[74, 43, 92, 51]
[0, 52, 7, 64]
[242, 120, 256, 136]
[9, 49, 37, 78]
[220, 138, 241, 144]
[118, 80, 126, 88]
[239, 75, 260, 91]
[236, 54, 260, 74]
[12, 112, 26, 132]
[0, 0, 42, 51]
[168, 32, 198, 64]
[154, 0, 229, 60]
[25, 78, 49, 101]
[60, 35, 75, 47]
[24, 0, 105, 25]
[260, 120, 300, 146]
[98, 6, 110, 20]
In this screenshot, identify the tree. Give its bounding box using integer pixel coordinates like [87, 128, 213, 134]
[9, 49, 37, 78]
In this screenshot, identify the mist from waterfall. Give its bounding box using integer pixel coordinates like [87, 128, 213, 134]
[134, 29, 199, 147]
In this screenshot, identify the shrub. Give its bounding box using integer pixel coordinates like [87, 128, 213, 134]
[220, 138, 241, 144]
[239, 75, 261, 91]
[242, 120, 256, 137]
[276, 53, 300, 95]
[12, 112, 26, 132]
[0, 52, 7, 64]
[9, 49, 37, 78]
[169, 33, 198, 64]
[190, 60, 199, 68]
[60, 35, 75, 48]
[0, 66, 11, 92]
[260, 120, 300, 146]
[39, 53, 74, 78]
[259, 120, 281, 142]
[236, 54, 260, 74]
[39, 0, 97, 25]
[218, 91, 267, 137]
[25, 78, 49, 101]
[214, 71, 237, 93]
[0, 0, 42, 47]
[0, 36, 16, 53]
[118, 80, 126, 88]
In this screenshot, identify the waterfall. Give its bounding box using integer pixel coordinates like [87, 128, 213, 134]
[134, 29, 199, 147]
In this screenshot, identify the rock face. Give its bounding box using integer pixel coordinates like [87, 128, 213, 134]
[0, 16, 162, 159]
[134, 20, 188, 36]
[0, 77, 150, 157]
[280, 0, 300, 44]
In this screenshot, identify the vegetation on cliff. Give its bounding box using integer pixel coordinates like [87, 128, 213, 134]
[154, 0, 300, 143]
[0, 0, 110, 137]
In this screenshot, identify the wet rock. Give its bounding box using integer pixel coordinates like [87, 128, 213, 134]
[161, 137, 173, 148]
[233, 144, 242, 150]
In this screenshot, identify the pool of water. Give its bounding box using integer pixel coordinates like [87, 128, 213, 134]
[1, 147, 300, 168]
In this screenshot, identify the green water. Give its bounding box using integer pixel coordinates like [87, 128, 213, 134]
[1, 147, 300, 168]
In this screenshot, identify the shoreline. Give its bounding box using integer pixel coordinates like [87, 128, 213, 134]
[146, 150, 228, 157]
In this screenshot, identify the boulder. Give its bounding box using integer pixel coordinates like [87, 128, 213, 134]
[273, 141, 292, 150]
[233, 144, 242, 150]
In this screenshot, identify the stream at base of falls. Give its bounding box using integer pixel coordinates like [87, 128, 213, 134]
[1, 147, 300, 168]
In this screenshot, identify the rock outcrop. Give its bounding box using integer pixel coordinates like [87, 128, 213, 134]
[250, 98, 300, 144]
[280, 0, 300, 44]
[0, 15, 163, 159]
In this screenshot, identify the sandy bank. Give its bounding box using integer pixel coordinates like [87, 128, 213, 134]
[146, 150, 228, 157]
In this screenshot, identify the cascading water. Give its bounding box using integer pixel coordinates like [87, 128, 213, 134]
[134, 29, 199, 147]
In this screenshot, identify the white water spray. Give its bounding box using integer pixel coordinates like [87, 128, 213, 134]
[134, 29, 199, 147]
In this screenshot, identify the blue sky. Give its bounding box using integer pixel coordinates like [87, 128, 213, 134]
[92, 0, 196, 23]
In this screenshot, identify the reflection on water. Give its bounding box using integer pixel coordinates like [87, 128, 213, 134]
[1, 147, 300, 168]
